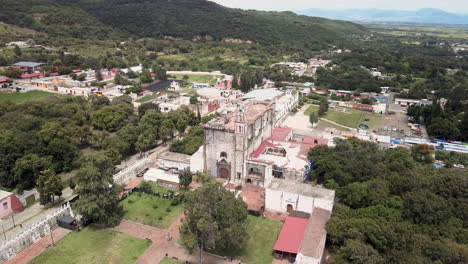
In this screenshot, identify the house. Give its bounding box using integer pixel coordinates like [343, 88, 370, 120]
[0, 190, 24, 218]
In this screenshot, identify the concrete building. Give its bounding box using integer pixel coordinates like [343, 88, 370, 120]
[265, 179, 335, 214]
[394, 98, 432, 106]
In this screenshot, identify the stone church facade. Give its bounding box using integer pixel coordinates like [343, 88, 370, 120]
[203, 100, 275, 186]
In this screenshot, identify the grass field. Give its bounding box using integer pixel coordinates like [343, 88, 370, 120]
[0, 91, 67, 103]
[213, 216, 283, 264]
[172, 74, 221, 85]
[360, 111, 386, 130]
[366, 24, 468, 39]
[30, 227, 151, 264]
[305, 105, 363, 128]
[121, 183, 183, 229]
[136, 94, 159, 103]
[160, 257, 184, 264]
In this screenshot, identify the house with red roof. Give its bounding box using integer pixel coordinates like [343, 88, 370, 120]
[0, 190, 24, 218]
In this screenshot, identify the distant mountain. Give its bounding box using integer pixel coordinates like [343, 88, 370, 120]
[0, 0, 367, 45]
[297, 8, 468, 25]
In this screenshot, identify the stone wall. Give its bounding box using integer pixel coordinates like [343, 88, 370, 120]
[0, 202, 74, 263]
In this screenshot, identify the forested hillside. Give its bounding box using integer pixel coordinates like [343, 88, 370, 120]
[308, 138, 468, 263]
[0, 0, 366, 46]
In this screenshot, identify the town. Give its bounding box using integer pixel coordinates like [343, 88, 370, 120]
[0, 1, 467, 264]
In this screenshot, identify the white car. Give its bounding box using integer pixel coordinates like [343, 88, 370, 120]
[454, 164, 465, 169]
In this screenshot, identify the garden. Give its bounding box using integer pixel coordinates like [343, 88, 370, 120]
[121, 182, 184, 229]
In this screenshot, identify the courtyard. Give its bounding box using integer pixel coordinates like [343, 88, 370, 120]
[212, 215, 283, 264]
[121, 182, 184, 229]
[29, 227, 151, 264]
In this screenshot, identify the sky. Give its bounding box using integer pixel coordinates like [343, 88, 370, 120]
[210, 0, 468, 14]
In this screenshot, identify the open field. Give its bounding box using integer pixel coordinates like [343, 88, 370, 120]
[172, 74, 221, 84]
[366, 24, 468, 39]
[121, 183, 183, 229]
[0, 91, 68, 103]
[360, 111, 386, 130]
[213, 216, 283, 264]
[30, 227, 151, 264]
[305, 105, 363, 128]
[136, 94, 159, 103]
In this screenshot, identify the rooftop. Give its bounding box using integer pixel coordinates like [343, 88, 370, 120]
[205, 101, 271, 131]
[13, 61, 45, 68]
[299, 208, 331, 259]
[273, 217, 309, 254]
[267, 179, 335, 201]
[157, 151, 191, 164]
[0, 190, 13, 200]
[242, 88, 283, 101]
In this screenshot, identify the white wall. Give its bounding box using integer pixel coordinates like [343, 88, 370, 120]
[190, 146, 204, 173]
[265, 188, 334, 214]
[158, 159, 189, 170]
[295, 253, 320, 264]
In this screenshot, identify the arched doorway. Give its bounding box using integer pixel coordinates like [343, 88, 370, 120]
[219, 168, 229, 179]
[286, 204, 294, 213]
[246, 179, 252, 184]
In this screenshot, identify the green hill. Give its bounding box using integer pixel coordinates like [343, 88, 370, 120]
[0, 0, 367, 45]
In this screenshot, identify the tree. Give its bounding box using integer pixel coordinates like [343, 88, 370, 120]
[138, 102, 160, 117]
[152, 65, 167, 80]
[180, 182, 248, 262]
[36, 169, 63, 205]
[74, 152, 122, 226]
[176, 118, 188, 134]
[190, 95, 198, 105]
[69, 72, 78, 80]
[13, 154, 52, 192]
[178, 168, 192, 189]
[13, 45, 22, 56]
[318, 99, 329, 117]
[309, 112, 318, 125]
[77, 73, 87, 82]
[95, 70, 103, 81]
[183, 75, 189, 81]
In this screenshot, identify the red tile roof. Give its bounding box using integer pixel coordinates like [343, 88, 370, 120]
[0, 78, 11, 83]
[273, 217, 309, 254]
[21, 73, 44, 79]
[271, 127, 292, 141]
[50, 72, 60, 76]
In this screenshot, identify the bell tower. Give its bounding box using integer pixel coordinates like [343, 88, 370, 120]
[235, 104, 247, 134]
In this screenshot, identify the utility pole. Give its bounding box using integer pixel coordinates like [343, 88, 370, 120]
[50, 229, 55, 246]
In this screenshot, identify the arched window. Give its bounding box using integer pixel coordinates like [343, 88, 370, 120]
[220, 152, 227, 158]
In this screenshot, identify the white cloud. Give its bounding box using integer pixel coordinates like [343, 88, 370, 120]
[209, 0, 468, 14]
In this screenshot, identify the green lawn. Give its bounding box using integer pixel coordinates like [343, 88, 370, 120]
[172, 74, 221, 84]
[213, 216, 283, 264]
[305, 105, 363, 128]
[30, 227, 151, 264]
[121, 183, 183, 229]
[136, 94, 159, 103]
[160, 257, 184, 264]
[360, 111, 386, 130]
[0, 91, 67, 103]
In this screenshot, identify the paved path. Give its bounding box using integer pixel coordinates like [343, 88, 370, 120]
[114, 215, 240, 264]
[320, 118, 356, 131]
[4, 227, 71, 264]
[0, 188, 74, 242]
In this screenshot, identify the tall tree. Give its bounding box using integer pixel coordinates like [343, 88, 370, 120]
[36, 169, 63, 205]
[180, 182, 248, 263]
[13, 45, 22, 56]
[178, 168, 192, 189]
[309, 112, 318, 125]
[74, 152, 122, 226]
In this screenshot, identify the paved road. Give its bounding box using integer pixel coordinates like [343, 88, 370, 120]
[0, 187, 74, 242]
